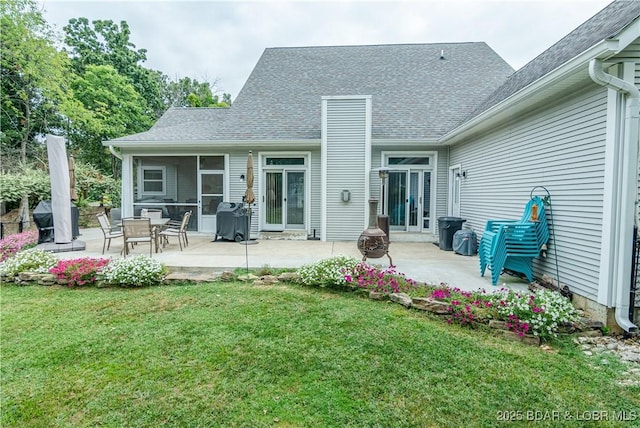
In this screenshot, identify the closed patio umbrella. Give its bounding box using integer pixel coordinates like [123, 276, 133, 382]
[242, 151, 257, 246]
[69, 154, 78, 201]
[244, 150, 255, 205]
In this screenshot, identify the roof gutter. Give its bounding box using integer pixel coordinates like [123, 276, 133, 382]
[589, 58, 640, 335]
[108, 145, 122, 160]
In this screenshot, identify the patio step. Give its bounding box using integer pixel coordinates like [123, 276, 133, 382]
[258, 230, 308, 240]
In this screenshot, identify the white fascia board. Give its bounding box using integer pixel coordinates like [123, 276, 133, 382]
[440, 42, 616, 146]
[372, 138, 439, 147]
[104, 139, 322, 149]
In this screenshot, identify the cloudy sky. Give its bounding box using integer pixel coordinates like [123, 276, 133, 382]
[40, 0, 613, 100]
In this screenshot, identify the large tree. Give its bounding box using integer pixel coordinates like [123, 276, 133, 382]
[69, 64, 152, 173]
[0, 0, 72, 225]
[165, 76, 231, 108]
[63, 17, 165, 119]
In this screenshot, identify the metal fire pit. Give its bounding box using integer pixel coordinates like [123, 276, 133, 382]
[357, 199, 393, 265]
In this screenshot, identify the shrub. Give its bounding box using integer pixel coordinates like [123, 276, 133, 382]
[49, 257, 110, 287]
[346, 262, 423, 294]
[0, 230, 39, 262]
[0, 248, 58, 277]
[429, 285, 493, 326]
[101, 256, 167, 287]
[490, 288, 579, 340]
[298, 255, 360, 288]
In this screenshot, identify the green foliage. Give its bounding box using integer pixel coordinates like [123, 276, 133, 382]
[63, 18, 165, 119]
[490, 288, 580, 340]
[0, 162, 120, 207]
[100, 255, 167, 287]
[298, 255, 360, 288]
[69, 64, 152, 171]
[0, 248, 58, 277]
[0, 167, 50, 205]
[165, 76, 231, 108]
[0, 0, 71, 166]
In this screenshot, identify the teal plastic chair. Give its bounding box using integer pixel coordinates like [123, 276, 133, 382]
[479, 196, 549, 285]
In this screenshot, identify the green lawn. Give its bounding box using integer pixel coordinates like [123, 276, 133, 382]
[1, 282, 638, 427]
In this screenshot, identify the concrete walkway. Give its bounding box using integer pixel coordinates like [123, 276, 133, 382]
[51, 228, 529, 293]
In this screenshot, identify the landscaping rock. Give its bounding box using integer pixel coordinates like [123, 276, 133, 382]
[37, 274, 57, 286]
[499, 330, 541, 346]
[488, 320, 510, 330]
[238, 273, 258, 282]
[277, 272, 300, 282]
[369, 291, 389, 301]
[412, 297, 450, 314]
[255, 275, 279, 285]
[218, 271, 235, 282]
[389, 293, 412, 308]
[575, 329, 603, 338]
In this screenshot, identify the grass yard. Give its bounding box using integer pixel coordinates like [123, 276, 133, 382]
[1, 282, 639, 427]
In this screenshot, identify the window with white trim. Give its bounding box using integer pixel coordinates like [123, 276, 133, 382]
[141, 166, 166, 195]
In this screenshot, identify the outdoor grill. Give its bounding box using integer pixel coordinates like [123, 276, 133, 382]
[213, 202, 248, 242]
[32, 200, 80, 244]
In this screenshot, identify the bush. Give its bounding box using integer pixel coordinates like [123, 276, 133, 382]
[490, 288, 579, 340]
[346, 262, 424, 294]
[298, 255, 360, 288]
[100, 256, 167, 287]
[0, 230, 39, 262]
[430, 286, 493, 326]
[0, 248, 58, 277]
[49, 257, 110, 287]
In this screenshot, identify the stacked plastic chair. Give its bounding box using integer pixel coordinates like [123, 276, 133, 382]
[479, 196, 549, 285]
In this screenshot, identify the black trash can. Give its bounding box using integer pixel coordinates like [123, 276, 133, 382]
[437, 216, 466, 251]
[453, 229, 477, 256]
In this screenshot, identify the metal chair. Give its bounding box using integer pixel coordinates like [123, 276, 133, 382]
[122, 217, 154, 257]
[96, 212, 124, 254]
[159, 211, 191, 251]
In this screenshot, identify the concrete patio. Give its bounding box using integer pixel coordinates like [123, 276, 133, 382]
[50, 227, 530, 293]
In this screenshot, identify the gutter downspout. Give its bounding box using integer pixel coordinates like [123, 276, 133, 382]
[108, 145, 122, 160]
[589, 58, 639, 334]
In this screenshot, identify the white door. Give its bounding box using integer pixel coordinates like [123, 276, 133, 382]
[387, 170, 431, 232]
[264, 170, 305, 231]
[199, 172, 223, 233]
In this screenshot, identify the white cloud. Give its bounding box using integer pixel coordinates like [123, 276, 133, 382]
[40, 0, 613, 100]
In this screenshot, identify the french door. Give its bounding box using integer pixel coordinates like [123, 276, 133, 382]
[264, 170, 305, 230]
[387, 170, 432, 232]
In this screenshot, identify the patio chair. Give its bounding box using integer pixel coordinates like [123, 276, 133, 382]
[97, 212, 124, 254]
[141, 208, 163, 219]
[122, 217, 154, 257]
[159, 211, 191, 251]
[479, 196, 549, 285]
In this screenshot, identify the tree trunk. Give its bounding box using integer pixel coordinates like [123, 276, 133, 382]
[18, 195, 30, 230]
[19, 89, 31, 229]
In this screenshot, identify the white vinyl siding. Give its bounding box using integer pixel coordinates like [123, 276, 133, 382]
[323, 97, 371, 241]
[449, 85, 607, 299]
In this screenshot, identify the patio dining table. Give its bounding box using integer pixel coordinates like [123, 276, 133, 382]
[117, 217, 171, 254]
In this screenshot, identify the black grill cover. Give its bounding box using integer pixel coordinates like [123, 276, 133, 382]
[214, 202, 248, 242]
[32, 200, 80, 244]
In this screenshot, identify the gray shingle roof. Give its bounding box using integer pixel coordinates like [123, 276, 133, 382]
[465, 0, 640, 121]
[111, 1, 639, 146]
[112, 42, 513, 143]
